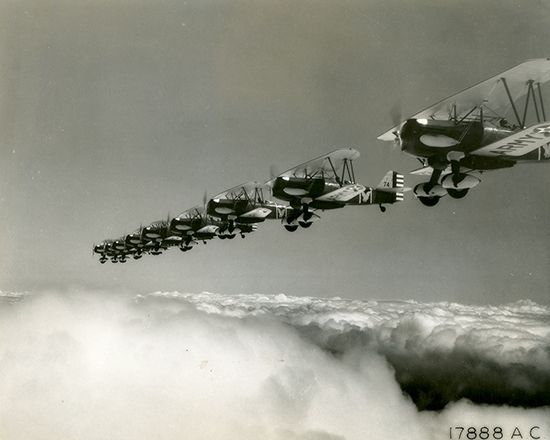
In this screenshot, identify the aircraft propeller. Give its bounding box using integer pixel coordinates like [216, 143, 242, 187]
[269, 164, 280, 180]
[390, 101, 403, 146]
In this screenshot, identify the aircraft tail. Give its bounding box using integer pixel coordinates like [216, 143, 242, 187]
[377, 170, 405, 191]
[371, 170, 406, 206]
[346, 171, 405, 206]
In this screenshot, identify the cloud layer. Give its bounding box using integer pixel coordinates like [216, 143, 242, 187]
[1, 290, 549, 440]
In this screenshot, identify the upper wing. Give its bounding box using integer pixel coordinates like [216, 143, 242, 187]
[267, 148, 360, 184]
[212, 181, 260, 200]
[174, 205, 204, 220]
[378, 58, 550, 141]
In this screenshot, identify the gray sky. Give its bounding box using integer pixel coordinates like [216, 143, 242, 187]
[1, 0, 549, 304]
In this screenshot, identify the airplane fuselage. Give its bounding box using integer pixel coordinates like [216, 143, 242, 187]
[207, 199, 290, 224]
[207, 199, 252, 218]
[399, 119, 521, 169]
[271, 177, 346, 209]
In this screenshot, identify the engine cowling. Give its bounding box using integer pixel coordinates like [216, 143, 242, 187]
[170, 218, 192, 232]
[441, 173, 481, 190]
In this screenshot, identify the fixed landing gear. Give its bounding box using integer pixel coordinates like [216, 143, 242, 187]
[418, 196, 441, 207]
[99, 257, 107, 264]
[150, 243, 162, 255]
[447, 188, 469, 199]
[415, 168, 444, 207]
[284, 225, 299, 232]
[298, 221, 312, 228]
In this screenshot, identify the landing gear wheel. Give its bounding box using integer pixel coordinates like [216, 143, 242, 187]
[180, 246, 188, 252]
[418, 196, 440, 207]
[119, 259, 127, 264]
[447, 188, 469, 199]
[379, 205, 386, 213]
[284, 225, 299, 232]
[133, 254, 142, 260]
[240, 234, 246, 238]
[299, 221, 312, 228]
[100, 259, 107, 264]
[219, 235, 227, 240]
[227, 234, 236, 239]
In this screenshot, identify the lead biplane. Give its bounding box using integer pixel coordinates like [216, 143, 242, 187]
[267, 148, 405, 231]
[378, 58, 550, 206]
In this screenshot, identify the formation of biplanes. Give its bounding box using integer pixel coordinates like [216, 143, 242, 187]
[94, 59, 550, 263]
[94, 148, 405, 263]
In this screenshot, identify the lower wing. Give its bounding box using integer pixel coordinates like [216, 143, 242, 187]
[315, 183, 366, 202]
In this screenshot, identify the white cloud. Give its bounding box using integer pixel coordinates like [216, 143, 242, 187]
[0, 290, 549, 440]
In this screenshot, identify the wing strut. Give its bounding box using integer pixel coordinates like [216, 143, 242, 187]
[500, 77, 523, 127]
[327, 157, 341, 186]
[458, 106, 479, 124]
[527, 81, 541, 123]
[521, 81, 533, 127]
[501, 77, 548, 128]
[537, 83, 547, 120]
[340, 158, 356, 185]
[425, 168, 443, 193]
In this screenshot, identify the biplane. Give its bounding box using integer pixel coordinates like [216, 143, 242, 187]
[93, 198, 277, 263]
[93, 240, 116, 264]
[93, 207, 219, 263]
[267, 148, 405, 231]
[169, 206, 222, 249]
[378, 58, 550, 206]
[206, 181, 292, 238]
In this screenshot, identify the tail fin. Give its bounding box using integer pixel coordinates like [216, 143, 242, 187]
[346, 171, 405, 206]
[377, 171, 405, 191]
[373, 171, 405, 206]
